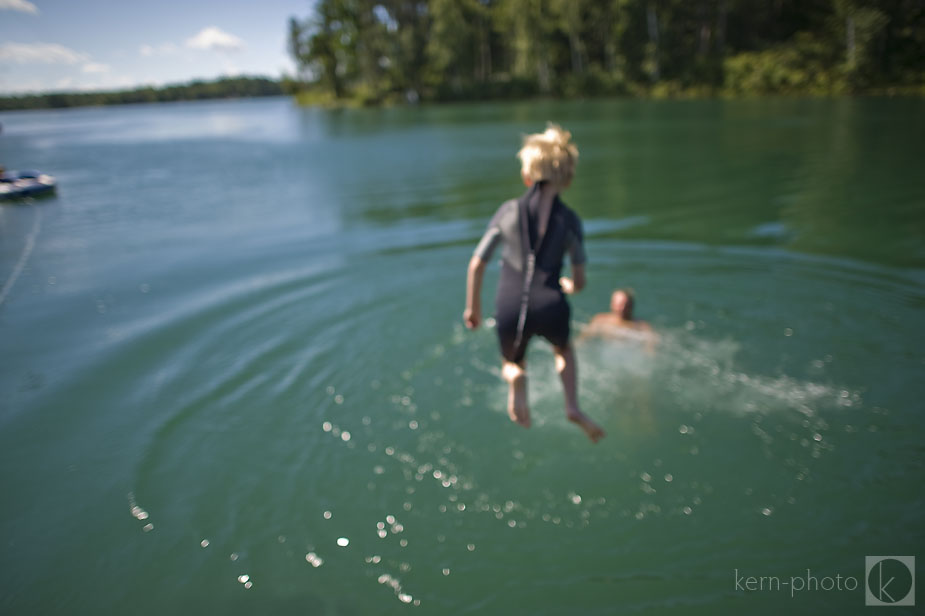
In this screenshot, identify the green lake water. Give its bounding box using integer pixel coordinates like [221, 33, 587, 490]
[1, 97, 923, 615]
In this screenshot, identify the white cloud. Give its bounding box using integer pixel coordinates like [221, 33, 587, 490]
[221, 61, 241, 77]
[186, 27, 245, 52]
[72, 75, 134, 91]
[82, 62, 110, 74]
[0, 0, 39, 14]
[0, 78, 46, 94]
[0, 42, 88, 64]
[140, 42, 179, 57]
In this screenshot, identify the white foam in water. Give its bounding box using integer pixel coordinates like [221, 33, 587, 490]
[509, 326, 859, 424]
[652, 330, 860, 417]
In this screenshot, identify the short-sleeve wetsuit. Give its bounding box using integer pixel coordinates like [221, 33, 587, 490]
[473, 184, 586, 363]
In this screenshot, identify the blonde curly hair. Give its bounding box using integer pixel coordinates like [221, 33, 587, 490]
[517, 123, 579, 186]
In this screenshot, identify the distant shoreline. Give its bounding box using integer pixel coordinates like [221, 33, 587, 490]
[292, 84, 925, 111]
[3, 77, 922, 114]
[0, 75, 285, 112]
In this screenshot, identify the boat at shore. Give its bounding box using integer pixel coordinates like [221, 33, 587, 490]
[0, 170, 57, 201]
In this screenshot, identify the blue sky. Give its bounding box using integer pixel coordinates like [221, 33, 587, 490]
[0, 0, 313, 94]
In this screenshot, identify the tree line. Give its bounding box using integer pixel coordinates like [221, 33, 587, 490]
[0, 76, 283, 112]
[287, 0, 924, 104]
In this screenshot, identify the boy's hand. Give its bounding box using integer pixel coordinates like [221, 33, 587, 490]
[559, 277, 575, 294]
[464, 307, 481, 329]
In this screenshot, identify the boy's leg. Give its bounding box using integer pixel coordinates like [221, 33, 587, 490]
[502, 361, 530, 428]
[553, 344, 605, 443]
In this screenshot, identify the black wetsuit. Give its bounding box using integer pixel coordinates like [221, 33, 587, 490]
[473, 184, 586, 362]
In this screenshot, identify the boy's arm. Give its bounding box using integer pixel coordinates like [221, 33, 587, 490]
[464, 256, 487, 329]
[571, 264, 586, 292]
[563, 211, 586, 294]
[560, 264, 586, 294]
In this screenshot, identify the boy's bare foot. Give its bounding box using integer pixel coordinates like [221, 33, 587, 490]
[567, 407, 605, 443]
[502, 362, 530, 428]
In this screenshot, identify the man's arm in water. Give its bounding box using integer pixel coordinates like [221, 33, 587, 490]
[464, 256, 486, 329]
[577, 312, 610, 343]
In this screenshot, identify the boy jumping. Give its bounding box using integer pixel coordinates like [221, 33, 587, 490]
[464, 124, 604, 443]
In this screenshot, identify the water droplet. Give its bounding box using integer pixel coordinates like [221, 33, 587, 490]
[400, 539, 408, 547]
[142, 523, 154, 532]
[442, 568, 450, 576]
[409, 420, 418, 430]
[326, 386, 335, 395]
[341, 431, 351, 442]
[238, 575, 250, 584]
[386, 515, 396, 524]
[570, 494, 582, 505]
[323, 511, 332, 520]
[761, 507, 773, 516]
[683, 506, 692, 515]
[399, 593, 413, 603]
[200, 539, 210, 548]
[334, 394, 344, 404]
[305, 552, 324, 567]
[244, 581, 252, 589]
[322, 422, 332, 432]
[664, 474, 673, 482]
[467, 543, 475, 552]
[337, 537, 349, 547]
[784, 328, 793, 337]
